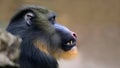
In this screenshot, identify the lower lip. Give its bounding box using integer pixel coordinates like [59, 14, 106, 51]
[71, 46, 77, 50]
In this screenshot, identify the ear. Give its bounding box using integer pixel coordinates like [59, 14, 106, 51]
[24, 12, 34, 26]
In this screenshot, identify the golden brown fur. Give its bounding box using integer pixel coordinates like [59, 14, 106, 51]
[0, 29, 21, 67]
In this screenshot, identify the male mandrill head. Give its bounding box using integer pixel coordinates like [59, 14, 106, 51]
[7, 5, 78, 68]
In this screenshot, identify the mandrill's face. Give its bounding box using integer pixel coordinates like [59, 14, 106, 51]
[7, 5, 78, 60]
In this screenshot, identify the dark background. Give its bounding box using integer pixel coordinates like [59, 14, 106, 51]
[0, 0, 120, 68]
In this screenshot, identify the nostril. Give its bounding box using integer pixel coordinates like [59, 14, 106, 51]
[72, 32, 77, 39]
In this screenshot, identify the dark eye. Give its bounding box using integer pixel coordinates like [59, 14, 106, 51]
[49, 16, 55, 24]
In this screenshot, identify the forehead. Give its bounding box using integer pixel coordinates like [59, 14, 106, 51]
[18, 5, 56, 17]
[33, 7, 56, 17]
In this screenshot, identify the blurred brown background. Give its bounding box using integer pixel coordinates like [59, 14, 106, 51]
[0, 0, 120, 68]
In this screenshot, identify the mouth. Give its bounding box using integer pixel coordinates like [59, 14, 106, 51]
[62, 40, 76, 51]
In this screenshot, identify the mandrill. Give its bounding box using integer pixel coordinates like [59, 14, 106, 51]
[6, 5, 78, 68]
[0, 29, 21, 68]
